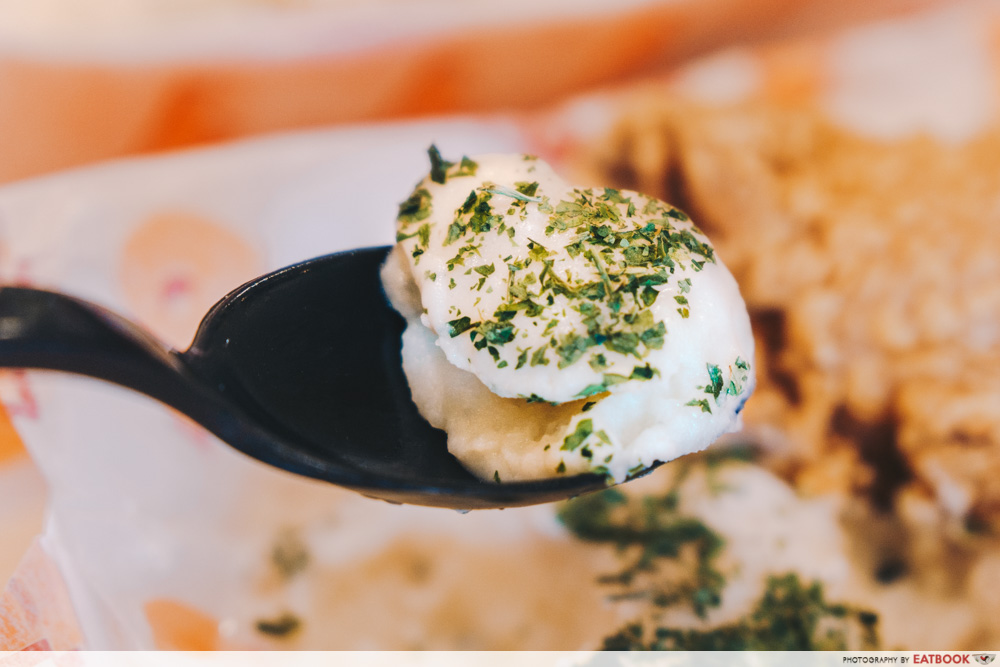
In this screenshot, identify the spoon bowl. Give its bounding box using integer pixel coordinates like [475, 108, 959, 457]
[0, 247, 632, 509]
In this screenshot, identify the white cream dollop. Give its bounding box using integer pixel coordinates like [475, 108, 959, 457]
[382, 151, 755, 482]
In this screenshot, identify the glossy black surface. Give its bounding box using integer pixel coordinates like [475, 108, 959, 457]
[0, 247, 611, 509]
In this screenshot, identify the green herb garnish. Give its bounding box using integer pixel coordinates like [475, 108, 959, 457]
[397, 188, 432, 225]
[562, 419, 594, 452]
[427, 145, 477, 183]
[706, 363, 724, 399]
[686, 398, 712, 413]
[447, 316, 473, 337]
[602, 574, 880, 650]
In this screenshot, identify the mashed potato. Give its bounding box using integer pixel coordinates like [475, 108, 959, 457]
[381, 149, 754, 483]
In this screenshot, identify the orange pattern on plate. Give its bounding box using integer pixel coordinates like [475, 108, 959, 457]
[0, 401, 27, 466]
[144, 599, 220, 651]
[119, 211, 261, 351]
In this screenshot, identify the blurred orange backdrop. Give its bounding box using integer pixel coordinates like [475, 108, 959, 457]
[0, 0, 941, 185]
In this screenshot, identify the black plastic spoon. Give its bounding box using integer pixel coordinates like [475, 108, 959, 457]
[0, 246, 622, 509]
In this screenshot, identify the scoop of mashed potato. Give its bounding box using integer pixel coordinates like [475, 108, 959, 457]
[381, 148, 755, 483]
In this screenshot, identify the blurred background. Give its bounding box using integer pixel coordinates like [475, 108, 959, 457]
[0, 0, 939, 185]
[2, 0, 999, 652]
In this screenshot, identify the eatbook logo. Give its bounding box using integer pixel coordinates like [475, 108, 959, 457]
[973, 656, 995, 665]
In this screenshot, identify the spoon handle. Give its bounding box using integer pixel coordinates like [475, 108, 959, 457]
[0, 286, 194, 403]
[0, 286, 345, 480]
